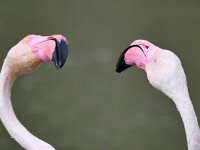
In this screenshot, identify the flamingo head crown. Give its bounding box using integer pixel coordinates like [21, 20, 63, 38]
[5, 35, 68, 76]
[116, 39, 186, 97]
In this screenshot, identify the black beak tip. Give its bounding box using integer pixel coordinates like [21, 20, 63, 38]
[115, 63, 131, 73]
[51, 39, 68, 69]
[115, 68, 122, 73]
[116, 54, 131, 73]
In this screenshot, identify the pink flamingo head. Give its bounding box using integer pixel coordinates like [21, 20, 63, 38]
[116, 39, 183, 93]
[6, 34, 68, 76]
[116, 39, 158, 72]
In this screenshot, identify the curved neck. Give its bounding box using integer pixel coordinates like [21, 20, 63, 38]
[0, 63, 55, 150]
[168, 87, 200, 150]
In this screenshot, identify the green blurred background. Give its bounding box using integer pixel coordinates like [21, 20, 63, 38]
[0, 0, 200, 149]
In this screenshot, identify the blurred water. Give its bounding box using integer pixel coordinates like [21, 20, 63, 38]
[0, 0, 200, 149]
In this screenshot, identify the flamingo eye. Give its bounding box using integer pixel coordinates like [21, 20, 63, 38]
[139, 44, 149, 49]
[143, 45, 149, 49]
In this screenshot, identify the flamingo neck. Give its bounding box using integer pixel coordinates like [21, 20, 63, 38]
[167, 86, 200, 150]
[0, 62, 55, 150]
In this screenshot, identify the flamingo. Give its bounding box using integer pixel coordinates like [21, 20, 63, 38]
[116, 40, 200, 150]
[0, 35, 68, 150]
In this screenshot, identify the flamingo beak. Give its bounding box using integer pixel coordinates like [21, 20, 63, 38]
[50, 38, 68, 69]
[116, 45, 143, 73]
